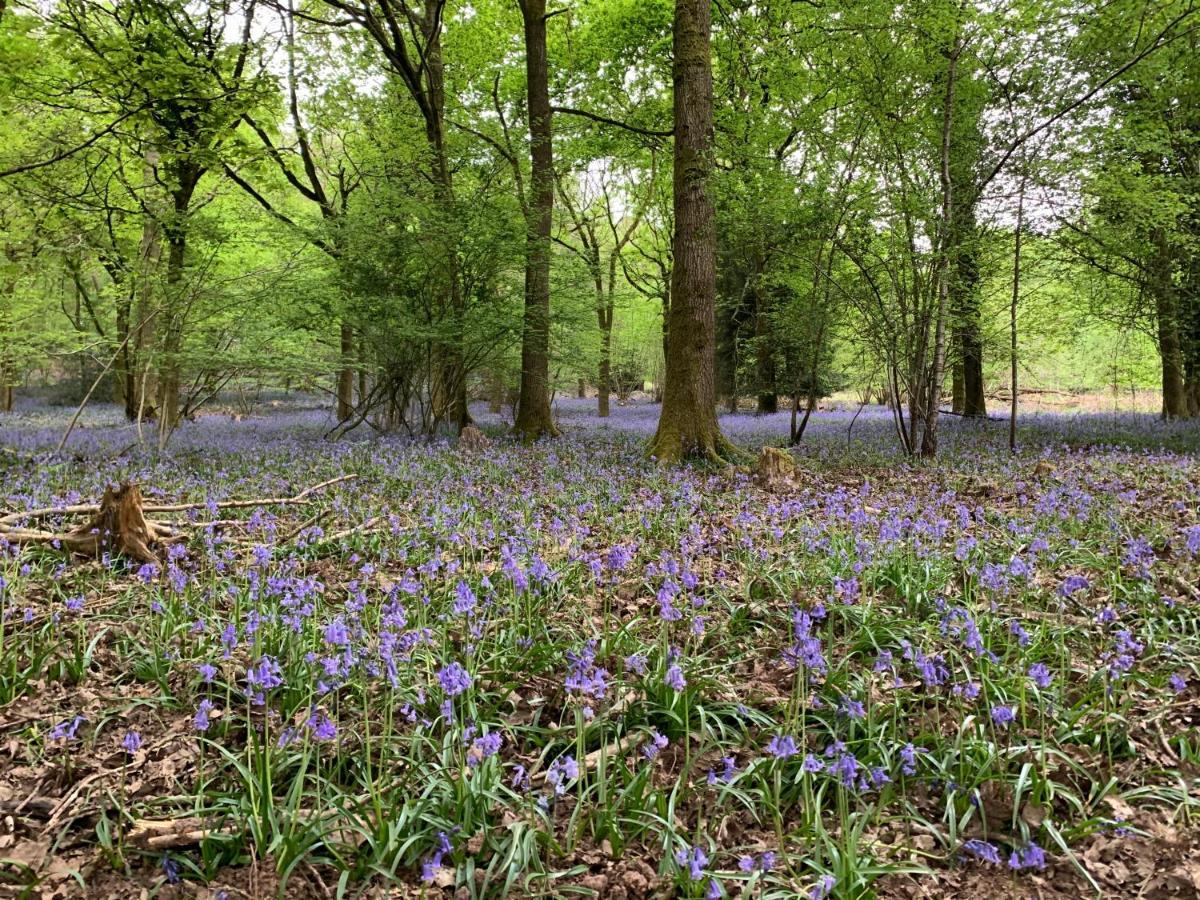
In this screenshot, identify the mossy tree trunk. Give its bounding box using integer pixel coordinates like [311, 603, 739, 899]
[647, 0, 737, 464]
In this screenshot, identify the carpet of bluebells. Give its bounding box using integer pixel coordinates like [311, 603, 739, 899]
[1, 396, 1199, 899]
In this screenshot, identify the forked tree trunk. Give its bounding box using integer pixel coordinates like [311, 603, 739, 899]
[647, 0, 737, 463]
[514, 0, 558, 440]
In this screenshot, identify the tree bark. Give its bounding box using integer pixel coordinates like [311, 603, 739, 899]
[598, 303, 612, 417]
[0, 265, 13, 413]
[155, 229, 186, 447]
[113, 287, 132, 410]
[951, 351, 965, 415]
[1184, 263, 1200, 417]
[920, 23, 962, 459]
[647, 0, 737, 463]
[132, 150, 162, 422]
[427, 23, 471, 433]
[955, 224, 986, 417]
[1009, 172, 1025, 452]
[1152, 227, 1188, 419]
[752, 277, 777, 414]
[514, 0, 558, 439]
[337, 322, 354, 421]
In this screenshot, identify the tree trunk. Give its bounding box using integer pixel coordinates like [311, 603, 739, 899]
[1152, 227, 1188, 419]
[132, 152, 162, 422]
[1009, 171, 1026, 451]
[714, 265, 739, 413]
[1184, 276, 1200, 418]
[514, 0, 558, 440]
[488, 369, 505, 414]
[920, 25, 962, 459]
[337, 322, 354, 421]
[156, 230, 186, 447]
[598, 305, 612, 418]
[113, 288, 132, 410]
[647, 0, 737, 463]
[414, 7, 470, 434]
[951, 351, 965, 415]
[0, 269, 13, 413]
[753, 277, 777, 414]
[956, 229, 986, 417]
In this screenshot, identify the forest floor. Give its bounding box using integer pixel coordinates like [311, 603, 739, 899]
[1, 396, 1199, 899]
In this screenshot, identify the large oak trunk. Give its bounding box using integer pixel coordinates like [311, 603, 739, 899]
[647, 0, 737, 463]
[514, 0, 558, 439]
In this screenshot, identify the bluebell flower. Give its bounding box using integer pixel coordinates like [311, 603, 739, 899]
[664, 664, 686, 691]
[766, 734, 798, 759]
[1028, 663, 1053, 689]
[642, 729, 669, 760]
[194, 699, 214, 732]
[810, 874, 836, 899]
[438, 662, 472, 696]
[1008, 841, 1047, 871]
[962, 839, 1001, 864]
[673, 844, 708, 881]
[546, 755, 579, 795]
[49, 715, 85, 742]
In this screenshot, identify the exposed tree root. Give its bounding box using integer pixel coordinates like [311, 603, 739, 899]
[646, 426, 748, 466]
[512, 419, 561, 443]
[0, 474, 357, 563]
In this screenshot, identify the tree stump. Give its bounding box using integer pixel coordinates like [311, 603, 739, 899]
[458, 425, 492, 452]
[59, 483, 163, 564]
[754, 446, 795, 489]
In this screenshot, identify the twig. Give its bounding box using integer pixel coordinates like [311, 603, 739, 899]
[322, 515, 380, 543]
[1168, 574, 1199, 600]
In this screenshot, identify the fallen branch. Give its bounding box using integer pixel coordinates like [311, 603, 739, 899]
[127, 816, 239, 850]
[0, 474, 357, 563]
[1168, 574, 1199, 600]
[0, 474, 357, 528]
